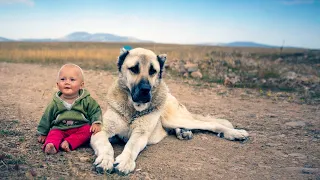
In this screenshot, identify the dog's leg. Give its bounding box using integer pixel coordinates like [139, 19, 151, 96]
[90, 109, 129, 174]
[113, 130, 149, 175]
[162, 95, 248, 141]
[163, 116, 248, 141]
[113, 112, 160, 175]
[90, 131, 115, 173]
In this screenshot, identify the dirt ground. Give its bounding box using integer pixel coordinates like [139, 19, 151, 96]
[0, 62, 319, 180]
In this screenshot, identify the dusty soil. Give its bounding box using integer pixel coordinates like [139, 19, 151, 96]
[0, 62, 319, 180]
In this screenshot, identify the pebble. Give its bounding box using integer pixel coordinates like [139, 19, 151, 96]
[285, 121, 306, 128]
[284, 167, 319, 174]
[79, 157, 91, 163]
[288, 153, 307, 159]
[265, 143, 281, 147]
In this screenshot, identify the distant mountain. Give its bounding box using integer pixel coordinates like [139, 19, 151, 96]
[58, 32, 152, 42]
[199, 41, 277, 48]
[198, 41, 305, 49]
[224, 41, 276, 48]
[0, 32, 152, 43]
[0, 37, 14, 41]
[199, 42, 225, 46]
[20, 38, 56, 42]
[0, 34, 307, 49]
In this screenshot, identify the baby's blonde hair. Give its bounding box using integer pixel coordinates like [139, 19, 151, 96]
[57, 63, 84, 82]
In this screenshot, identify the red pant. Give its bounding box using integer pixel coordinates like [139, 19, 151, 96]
[43, 124, 91, 152]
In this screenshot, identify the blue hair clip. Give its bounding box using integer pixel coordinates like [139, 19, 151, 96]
[120, 45, 133, 54]
[123, 45, 132, 51]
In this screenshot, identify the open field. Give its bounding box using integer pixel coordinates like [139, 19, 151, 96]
[0, 62, 319, 179]
[0, 42, 312, 68]
[1, 42, 319, 105]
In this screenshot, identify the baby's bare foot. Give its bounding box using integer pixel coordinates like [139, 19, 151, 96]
[44, 143, 57, 154]
[60, 140, 71, 152]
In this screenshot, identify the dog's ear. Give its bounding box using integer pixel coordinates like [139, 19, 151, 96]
[157, 54, 167, 78]
[117, 49, 130, 72]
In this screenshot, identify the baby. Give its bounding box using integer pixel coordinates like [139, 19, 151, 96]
[37, 63, 102, 154]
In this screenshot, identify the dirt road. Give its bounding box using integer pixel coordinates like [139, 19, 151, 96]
[0, 62, 319, 180]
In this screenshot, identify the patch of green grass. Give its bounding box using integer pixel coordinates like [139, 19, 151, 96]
[310, 91, 320, 99]
[0, 129, 17, 136]
[6, 157, 26, 165]
[259, 70, 280, 79]
[12, 120, 19, 124]
[0, 129, 23, 136]
[1, 153, 26, 165]
[202, 75, 224, 84]
[19, 137, 25, 142]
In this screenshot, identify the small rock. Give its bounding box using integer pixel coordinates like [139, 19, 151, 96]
[266, 143, 281, 147]
[191, 71, 202, 79]
[201, 136, 208, 140]
[285, 121, 306, 128]
[224, 77, 232, 86]
[258, 164, 272, 169]
[278, 134, 286, 138]
[284, 167, 302, 172]
[260, 79, 266, 84]
[183, 72, 189, 77]
[284, 167, 320, 174]
[301, 167, 319, 174]
[224, 76, 240, 86]
[25, 171, 34, 179]
[248, 114, 257, 118]
[79, 157, 90, 162]
[268, 114, 278, 118]
[274, 151, 288, 158]
[30, 169, 37, 177]
[192, 147, 206, 151]
[275, 58, 284, 64]
[284, 71, 297, 80]
[184, 63, 198, 73]
[288, 153, 307, 159]
[234, 59, 241, 66]
[179, 64, 187, 74]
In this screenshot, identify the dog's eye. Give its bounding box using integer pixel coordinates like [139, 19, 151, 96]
[128, 64, 139, 74]
[149, 65, 157, 76]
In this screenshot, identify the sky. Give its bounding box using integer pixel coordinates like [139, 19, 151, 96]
[0, 0, 319, 49]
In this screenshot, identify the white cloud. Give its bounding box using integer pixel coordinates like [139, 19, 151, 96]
[281, 0, 314, 5]
[0, 0, 34, 6]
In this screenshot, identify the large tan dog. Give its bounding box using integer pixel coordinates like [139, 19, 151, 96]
[90, 47, 249, 175]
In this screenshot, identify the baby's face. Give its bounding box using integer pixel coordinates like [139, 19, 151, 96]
[56, 66, 84, 98]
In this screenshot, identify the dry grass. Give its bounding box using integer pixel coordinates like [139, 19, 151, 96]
[0, 42, 306, 70]
[1, 42, 319, 104]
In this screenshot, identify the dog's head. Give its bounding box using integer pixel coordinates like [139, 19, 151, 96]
[117, 47, 166, 112]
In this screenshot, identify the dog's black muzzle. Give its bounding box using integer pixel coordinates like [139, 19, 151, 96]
[131, 79, 152, 103]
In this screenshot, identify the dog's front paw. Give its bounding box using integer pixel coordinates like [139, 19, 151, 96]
[175, 128, 193, 140]
[94, 154, 114, 174]
[113, 152, 136, 175]
[221, 129, 249, 141]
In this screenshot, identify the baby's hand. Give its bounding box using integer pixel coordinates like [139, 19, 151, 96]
[38, 135, 47, 144]
[90, 123, 101, 134]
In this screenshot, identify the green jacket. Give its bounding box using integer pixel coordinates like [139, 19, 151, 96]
[37, 89, 102, 135]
